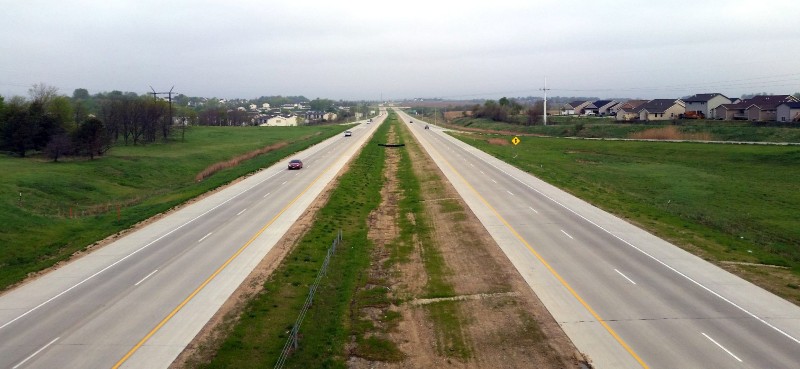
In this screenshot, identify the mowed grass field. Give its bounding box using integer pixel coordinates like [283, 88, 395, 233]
[451, 132, 800, 293]
[0, 125, 348, 291]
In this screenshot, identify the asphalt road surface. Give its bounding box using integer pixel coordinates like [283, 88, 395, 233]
[398, 109, 800, 369]
[0, 114, 384, 369]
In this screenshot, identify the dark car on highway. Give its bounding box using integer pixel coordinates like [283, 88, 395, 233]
[288, 159, 303, 170]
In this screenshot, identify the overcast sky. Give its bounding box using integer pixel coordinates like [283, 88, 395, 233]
[2, 0, 799, 101]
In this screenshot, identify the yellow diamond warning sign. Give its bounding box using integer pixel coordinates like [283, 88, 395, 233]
[511, 136, 520, 145]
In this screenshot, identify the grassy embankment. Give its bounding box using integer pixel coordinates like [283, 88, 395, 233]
[441, 116, 800, 142]
[450, 132, 800, 302]
[198, 113, 468, 368]
[0, 125, 349, 291]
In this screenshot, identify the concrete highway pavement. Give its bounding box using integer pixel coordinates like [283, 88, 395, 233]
[0, 113, 385, 369]
[397, 109, 800, 369]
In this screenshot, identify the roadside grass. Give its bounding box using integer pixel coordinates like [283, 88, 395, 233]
[199, 120, 389, 369]
[0, 125, 349, 291]
[445, 116, 800, 142]
[450, 132, 800, 301]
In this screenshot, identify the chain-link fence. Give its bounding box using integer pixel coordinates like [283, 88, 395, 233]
[274, 229, 342, 369]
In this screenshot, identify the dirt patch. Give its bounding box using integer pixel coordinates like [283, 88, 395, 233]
[487, 138, 510, 146]
[195, 141, 288, 181]
[627, 126, 714, 141]
[349, 120, 586, 368]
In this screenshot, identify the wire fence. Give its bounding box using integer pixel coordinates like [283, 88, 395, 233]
[274, 229, 342, 369]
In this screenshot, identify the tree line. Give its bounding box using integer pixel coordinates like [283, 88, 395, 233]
[0, 84, 176, 160]
[471, 97, 543, 126]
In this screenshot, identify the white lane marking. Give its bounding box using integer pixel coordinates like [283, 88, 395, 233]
[281, 181, 287, 185]
[614, 269, 637, 285]
[134, 270, 159, 286]
[443, 134, 800, 346]
[0, 165, 280, 331]
[529, 206, 539, 214]
[491, 179, 497, 184]
[236, 208, 247, 216]
[702, 333, 743, 362]
[507, 190, 515, 196]
[480, 170, 485, 175]
[198, 232, 213, 243]
[263, 192, 271, 198]
[560, 230, 574, 239]
[13, 337, 59, 369]
[470, 163, 475, 167]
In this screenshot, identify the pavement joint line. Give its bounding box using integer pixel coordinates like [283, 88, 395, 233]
[444, 125, 800, 347]
[418, 120, 649, 369]
[112, 125, 364, 368]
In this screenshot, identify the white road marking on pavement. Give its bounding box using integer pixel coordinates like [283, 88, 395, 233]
[529, 206, 539, 214]
[135, 270, 159, 286]
[446, 133, 800, 346]
[263, 192, 271, 198]
[614, 269, 637, 285]
[198, 232, 213, 243]
[13, 337, 59, 369]
[281, 181, 287, 185]
[236, 208, 247, 216]
[491, 179, 497, 184]
[560, 230, 574, 239]
[0, 170, 271, 331]
[702, 333, 743, 362]
[507, 190, 514, 196]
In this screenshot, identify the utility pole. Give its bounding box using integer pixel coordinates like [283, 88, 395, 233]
[150, 86, 176, 139]
[540, 78, 551, 126]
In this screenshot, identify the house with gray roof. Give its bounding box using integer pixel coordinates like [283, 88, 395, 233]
[560, 100, 591, 115]
[638, 99, 685, 121]
[584, 100, 618, 116]
[682, 93, 731, 119]
[715, 95, 798, 121]
[614, 100, 648, 121]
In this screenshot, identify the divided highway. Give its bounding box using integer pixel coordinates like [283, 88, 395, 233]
[398, 109, 800, 369]
[0, 114, 384, 369]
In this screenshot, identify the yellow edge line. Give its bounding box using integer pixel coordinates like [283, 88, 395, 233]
[437, 144, 649, 369]
[113, 167, 332, 368]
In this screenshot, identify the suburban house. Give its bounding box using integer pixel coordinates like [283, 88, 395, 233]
[584, 100, 618, 116]
[638, 99, 685, 121]
[305, 110, 325, 121]
[560, 100, 591, 115]
[776, 102, 800, 122]
[714, 95, 799, 121]
[614, 100, 648, 121]
[256, 113, 297, 126]
[682, 93, 731, 119]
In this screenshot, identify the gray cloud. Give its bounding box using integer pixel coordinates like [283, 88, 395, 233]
[1, 0, 799, 100]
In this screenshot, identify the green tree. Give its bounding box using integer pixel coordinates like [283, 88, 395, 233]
[73, 117, 109, 159]
[1, 102, 36, 157]
[72, 88, 90, 100]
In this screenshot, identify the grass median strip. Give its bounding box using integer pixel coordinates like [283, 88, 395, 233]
[195, 120, 389, 368]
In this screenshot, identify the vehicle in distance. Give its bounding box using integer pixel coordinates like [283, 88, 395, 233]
[344, 130, 352, 137]
[288, 159, 303, 170]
